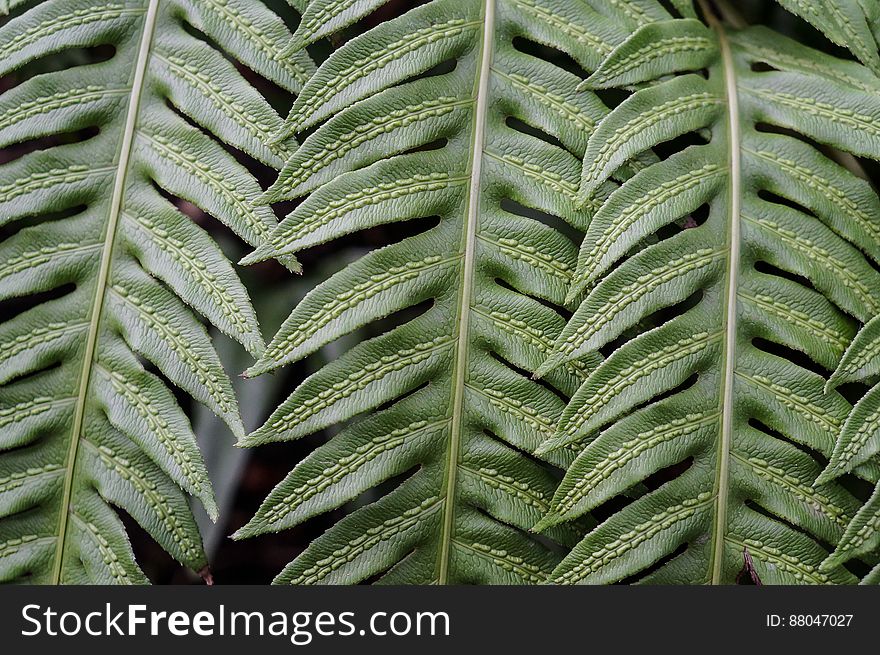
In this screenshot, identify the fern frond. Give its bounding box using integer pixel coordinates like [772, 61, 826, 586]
[536, 11, 880, 584]
[673, 0, 880, 73]
[235, 0, 682, 584]
[0, 0, 311, 584]
[771, 0, 880, 74]
[819, 318, 880, 576]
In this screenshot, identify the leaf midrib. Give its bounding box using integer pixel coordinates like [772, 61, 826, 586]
[436, 0, 495, 585]
[706, 7, 742, 585]
[50, 0, 160, 584]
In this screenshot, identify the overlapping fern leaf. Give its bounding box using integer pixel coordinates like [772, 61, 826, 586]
[820, 317, 880, 582]
[771, 0, 880, 75]
[534, 6, 880, 584]
[0, 0, 312, 584]
[234, 0, 686, 584]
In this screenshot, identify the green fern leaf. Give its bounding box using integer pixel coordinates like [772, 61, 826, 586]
[0, 0, 311, 584]
[772, 0, 880, 74]
[821, 483, 880, 576]
[675, 0, 880, 72]
[863, 561, 880, 585]
[235, 0, 681, 584]
[818, 318, 880, 576]
[537, 12, 880, 584]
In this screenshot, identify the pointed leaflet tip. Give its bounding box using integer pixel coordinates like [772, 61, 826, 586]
[228, 418, 245, 442]
[252, 190, 273, 207]
[535, 430, 572, 457]
[533, 441, 553, 457]
[815, 454, 851, 487]
[198, 567, 214, 585]
[257, 182, 288, 207]
[532, 514, 562, 534]
[824, 369, 846, 395]
[243, 356, 277, 380]
[236, 419, 276, 449]
[576, 176, 604, 210]
[564, 277, 590, 307]
[235, 434, 257, 449]
[278, 34, 308, 62]
[813, 466, 840, 488]
[268, 123, 298, 146]
[819, 552, 843, 573]
[207, 504, 219, 524]
[238, 246, 273, 267]
[230, 515, 266, 541]
[199, 488, 219, 524]
[533, 354, 564, 381]
[576, 74, 606, 92]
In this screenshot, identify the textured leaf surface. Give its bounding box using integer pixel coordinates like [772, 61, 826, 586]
[236, 0, 684, 584]
[0, 0, 310, 583]
[821, 318, 880, 577]
[672, 0, 880, 72]
[772, 0, 880, 74]
[537, 13, 880, 584]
